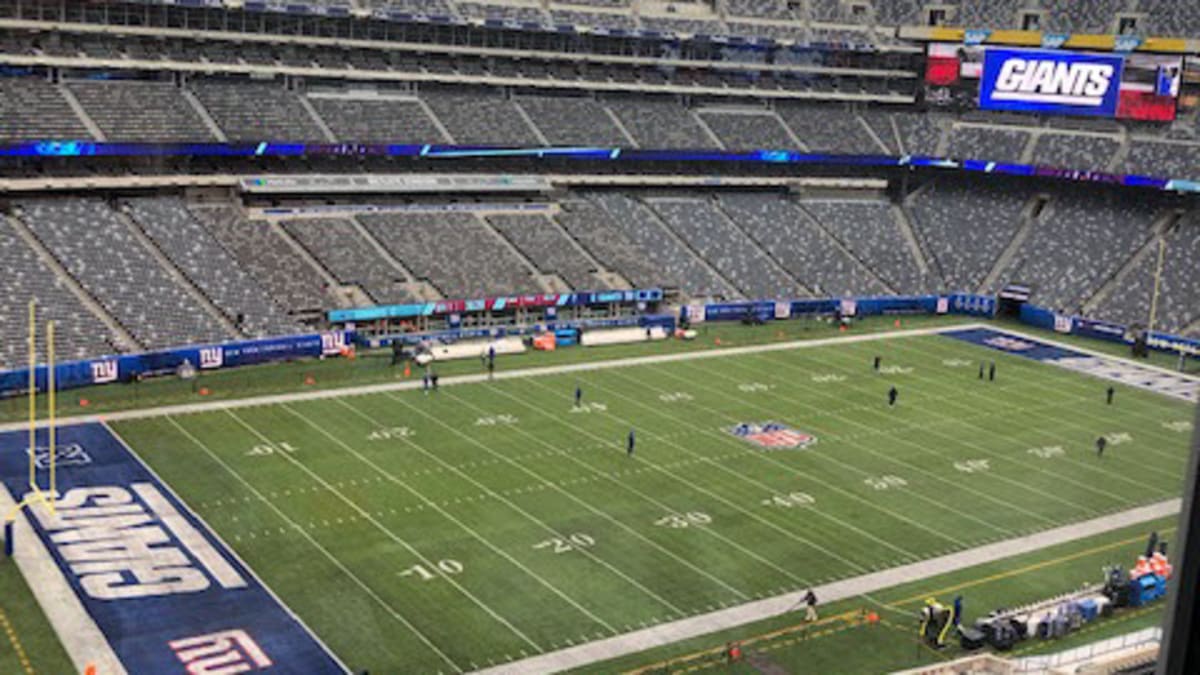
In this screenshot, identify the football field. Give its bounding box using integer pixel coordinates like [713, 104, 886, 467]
[107, 327, 1196, 673]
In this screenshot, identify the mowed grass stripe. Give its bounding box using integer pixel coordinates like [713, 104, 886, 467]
[218, 407, 552, 659]
[512, 376, 904, 573]
[898, 336, 1195, 463]
[142, 415, 464, 673]
[674, 349, 1101, 523]
[728, 347, 1139, 510]
[326, 395, 744, 618]
[439, 386, 811, 591]
[846, 337, 1188, 491]
[226, 403, 642, 653]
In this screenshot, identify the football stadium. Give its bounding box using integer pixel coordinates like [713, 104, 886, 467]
[0, 1, 1199, 674]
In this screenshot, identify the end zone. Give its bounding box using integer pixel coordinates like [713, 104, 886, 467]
[0, 423, 346, 674]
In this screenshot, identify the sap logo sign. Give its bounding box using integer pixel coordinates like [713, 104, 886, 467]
[199, 347, 224, 370]
[981, 49, 1123, 116]
[170, 629, 273, 675]
[91, 360, 119, 384]
[30, 484, 247, 600]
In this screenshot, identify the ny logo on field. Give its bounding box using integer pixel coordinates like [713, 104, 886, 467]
[983, 336, 1034, 352]
[29, 443, 91, 469]
[169, 629, 272, 675]
[91, 360, 118, 384]
[729, 422, 816, 450]
[199, 347, 224, 370]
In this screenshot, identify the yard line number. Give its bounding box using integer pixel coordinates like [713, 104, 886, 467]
[246, 441, 298, 457]
[658, 391, 694, 403]
[863, 475, 907, 490]
[762, 492, 816, 508]
[399, 559, 464, 581]
[1027, 445, 1065, 459]
[367, 427, 413, 441]
[654, 512, 712, 529]
[739, 383, 773, 393]
[569, 402, 608, 414]
[474, 414, 518, 426]
[954, 459, 990, 474]
[532, 533, 595, 554]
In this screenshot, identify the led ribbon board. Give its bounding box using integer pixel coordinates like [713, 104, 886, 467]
[0, 423, 345, 674]
[979, 48, 1125, 117]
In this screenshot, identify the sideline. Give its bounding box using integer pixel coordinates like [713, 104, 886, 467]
[0, 323, 974, 433]
[473, 499, 1180, 674]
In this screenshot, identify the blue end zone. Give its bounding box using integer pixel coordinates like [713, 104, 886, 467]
[0, 422, 345, 674]
[941, 327, 1085, 361]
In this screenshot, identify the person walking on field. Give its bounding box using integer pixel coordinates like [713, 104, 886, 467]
[1106, 386, 1115, 405]
[1096, 435, 1107, 458]
[803, 589, 819, 622]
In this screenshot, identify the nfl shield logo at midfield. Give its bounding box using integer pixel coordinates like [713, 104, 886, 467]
[728, 422, 817, 450]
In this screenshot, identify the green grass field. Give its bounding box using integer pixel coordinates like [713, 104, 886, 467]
[101, 326, 1194, 673]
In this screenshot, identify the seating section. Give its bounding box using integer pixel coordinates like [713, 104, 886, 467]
[487, 213, 604, 289]
[554, 202, 669, 288]
[725, 0, 792, 19]
[945, 125, 1031, 164]
[127, 198, 299, 338]
[456, 2, 549, 23]
[717, 193, 885, 297]
[776, 104, 886, 154]
[190, 80, 328, 142]
[282, 218, 417, 305]
[517, 95, 631, 146]
[1094, 214, 1200, 335]
[68, 81, 215, 142]
[1121, 141, 1200, 180]
[191, 207, 331, 313]
[307, 96, 448, 144]
[698, 110, 795, 150]
[992, 190, 1159, 312]
[0, 218, 117, 368]
[800, 200, 924, 293]
[1031, 133, 1120, 171]
[19, 199, 229, 350]
[358, 211, 538, 297]
[0, 78, 91, 141]
[589, 192, 735, 297]
[422, 88, 541, 145]
[648, 197, 799, 299]
[908, 178, 1031, 292]
[605, 97, 714, 149]
[893, 113, 946, 156]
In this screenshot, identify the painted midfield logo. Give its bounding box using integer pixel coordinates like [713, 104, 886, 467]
[728, 422, 816, 450]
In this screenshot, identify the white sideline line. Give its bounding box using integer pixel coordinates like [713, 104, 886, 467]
[0, 323, 975, 434]
[472, 498, 1181, 675]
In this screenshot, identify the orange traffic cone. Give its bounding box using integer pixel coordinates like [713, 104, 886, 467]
[714, 337, 722, 346]
[403, 363, 411, 378]
[79, 398, 90, 407]
[894, 318, 901, 328]
[85, 665, 96, 675]
[198, 387, 210, 396]
[839, 324, 847, 332]
[304, 375, 316, 386]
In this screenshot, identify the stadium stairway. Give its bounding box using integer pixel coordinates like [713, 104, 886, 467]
[115, 207, 242, 340]
[1082, 211, 1184, 317]
[978, 194, 1049, 294]
[4, 211, 140, 352]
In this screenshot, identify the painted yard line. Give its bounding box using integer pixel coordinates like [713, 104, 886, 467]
[745, 344, 1163, 501]
[593, 367, 972, 549]
[441, 388, 810, 588]
[715, 352, 1118, 515]
[615, 363, 1064, 528]
[513, 376, 875, 573]
[556, 373, 935, 561]
[471, 498, 1180, 675]
[911, 336, 1196, 457]
[269, 403, 618, 636]
[855, 338, 1186, 487]
[368, 395, 729, 610]
[0, 324, 974, 434]
[220, 408, 545, 655]
[161, 416, 463, 674]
